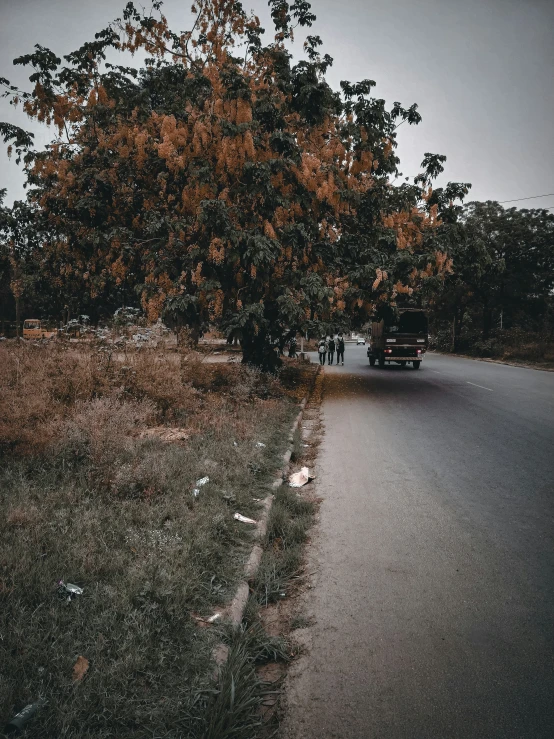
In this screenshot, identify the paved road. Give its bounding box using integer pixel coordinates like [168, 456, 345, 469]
[284, 349, 554, 739]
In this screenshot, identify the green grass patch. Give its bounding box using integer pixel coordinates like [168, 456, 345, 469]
[255, 487, 315, 608]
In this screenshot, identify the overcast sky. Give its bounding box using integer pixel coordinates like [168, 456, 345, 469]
[1, 0, 553, 209]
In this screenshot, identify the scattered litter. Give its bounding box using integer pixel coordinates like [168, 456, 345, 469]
[252, 498, 262, 503]
[255, 441, 266, 448]
[289, 467, 314, 488]
[57, 581, 83, 603]
[233, 441, 238, 447]
[222, 492, 236, 504]
[72, 656, 89, 683]
[234, 513, 257, 525]
[192, 477, 209, 497]
[191, 611, 221, 626]
[4, 698, 47, 735]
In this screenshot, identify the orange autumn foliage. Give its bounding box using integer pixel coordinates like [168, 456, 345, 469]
[0, 0, 467, 361]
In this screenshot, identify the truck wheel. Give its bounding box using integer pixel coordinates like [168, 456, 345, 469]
[378, 354, 385, 368]
[369, 356, 376, 366]
[400, 361, 406, 367]
[413, 360, 421, 369]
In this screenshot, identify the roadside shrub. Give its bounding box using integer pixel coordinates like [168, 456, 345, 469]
[0, 344, 113, 455]
[470, 338, 498, 357]
[189, 362, 281, 400]
[64, 396, 154, 457]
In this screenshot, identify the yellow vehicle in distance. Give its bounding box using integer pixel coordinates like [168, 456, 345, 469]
[22, 319, 57, 340]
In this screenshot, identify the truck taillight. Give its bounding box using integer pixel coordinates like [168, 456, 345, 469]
[385, 349, 392, 353]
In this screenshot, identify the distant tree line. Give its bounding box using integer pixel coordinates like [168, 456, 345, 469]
[425, 201, 554, 359]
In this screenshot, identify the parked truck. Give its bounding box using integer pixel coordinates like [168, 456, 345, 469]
[367, 308, 428, 369]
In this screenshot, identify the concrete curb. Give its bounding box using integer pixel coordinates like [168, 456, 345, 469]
[225, 397, 308, 629]
[213, 365, 318, 668]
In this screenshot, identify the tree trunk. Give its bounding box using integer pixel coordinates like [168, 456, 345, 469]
[453, 307, 465, 352]
[241, 329, 281, 372]
[482, 304, 493, 340]
[15, 294, 21, 341]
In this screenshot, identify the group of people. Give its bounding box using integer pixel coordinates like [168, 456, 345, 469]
[318, 333, 345, 366]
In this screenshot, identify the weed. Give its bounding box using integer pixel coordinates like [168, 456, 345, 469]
[202, 642, 263, 739]
[222, 622, 291, 666]
[290, 613, 315, 630]
[255, 487, 315, 607]
[197, 623, 291, 739]
[290, 424, 303, 463]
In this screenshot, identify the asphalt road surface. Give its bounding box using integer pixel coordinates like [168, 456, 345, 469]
[284, 349, 554, 739]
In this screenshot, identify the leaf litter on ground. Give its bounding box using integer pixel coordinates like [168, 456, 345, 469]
[72, 656, 89, 683]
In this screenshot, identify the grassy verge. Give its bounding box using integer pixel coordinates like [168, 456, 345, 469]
[202, 623, 291, 739]
[254, 487, 315, 609]
[433, 330, 554, 368]
[0, 342, 315, 738]
[206, 482, 317, 739]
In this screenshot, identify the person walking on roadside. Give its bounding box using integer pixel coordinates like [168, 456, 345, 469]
[336, 332, 345, 365]
[327, 335, 335, 365]
[288, 336, 297, 358]
[318, 336, 327, 365]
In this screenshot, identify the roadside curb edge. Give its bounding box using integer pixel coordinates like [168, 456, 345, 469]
[213, 363, 319, 668]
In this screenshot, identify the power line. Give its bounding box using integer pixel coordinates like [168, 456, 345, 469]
[499, 192, 554, 204]
[508, 204, 554, 210]
[506, 204, 554, 210]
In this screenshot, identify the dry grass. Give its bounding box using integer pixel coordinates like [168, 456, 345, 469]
[501, 342, 554, 365]
[0, 342, 315, 737]
[448, 328, 554, 366]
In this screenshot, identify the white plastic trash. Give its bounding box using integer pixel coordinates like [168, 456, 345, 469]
[289, 467, 313, 487]
[234, 513, 257, 525]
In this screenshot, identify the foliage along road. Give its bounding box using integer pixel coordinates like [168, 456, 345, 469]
[284, 348, 554, 738]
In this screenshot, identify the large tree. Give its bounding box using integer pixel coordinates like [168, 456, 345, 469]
[1, 0, 468, 366]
